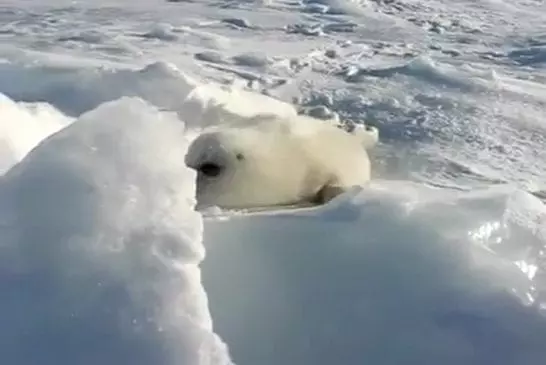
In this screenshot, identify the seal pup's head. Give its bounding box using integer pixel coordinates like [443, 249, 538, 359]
[185, 125, 314, 210]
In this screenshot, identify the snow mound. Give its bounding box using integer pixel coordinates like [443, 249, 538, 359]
[202, 181, 546, 365]
[0, 59, 200, 118]
[0, 93, 73, 174]
[0, 97, 232, 365]
[0, 59, 297, 130]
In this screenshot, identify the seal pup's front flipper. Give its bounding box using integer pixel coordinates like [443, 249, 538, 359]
[312, 184, 347, 205]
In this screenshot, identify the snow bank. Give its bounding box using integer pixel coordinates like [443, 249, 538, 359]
[0, 59, 297, 130]
[0, 97, 232, 365]
[0, 93, 73, 174]
[202, 181, 546, 365]
[0, 59, 199, 118]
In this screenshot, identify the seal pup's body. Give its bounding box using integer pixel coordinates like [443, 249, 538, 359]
[185, 112, 378, 210]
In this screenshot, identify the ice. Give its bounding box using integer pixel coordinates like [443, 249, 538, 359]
[303, 0, 369, 15]
[341, 56, 492, 91]
[231, 52, 271, 68]
[0, 97, 232, 365]
[141, 23, 181, 42]
[221, 18, 253, 29]
[508, 46, 546, 66]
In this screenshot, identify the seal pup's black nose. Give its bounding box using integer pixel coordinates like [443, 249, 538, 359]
[197, 162, 223, 177]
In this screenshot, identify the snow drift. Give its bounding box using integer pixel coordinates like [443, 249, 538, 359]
[203, 182, 546, 365]
[0, 97, 232, 365]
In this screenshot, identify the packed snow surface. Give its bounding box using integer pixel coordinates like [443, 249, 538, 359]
[1, 0, 546, 364]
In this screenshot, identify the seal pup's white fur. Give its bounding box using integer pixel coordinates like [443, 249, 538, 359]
[185, 112, 378, 210]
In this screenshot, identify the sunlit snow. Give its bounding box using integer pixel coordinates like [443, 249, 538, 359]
[1, 0, 546, 364]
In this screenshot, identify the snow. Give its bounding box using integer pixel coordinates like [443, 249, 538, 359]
[0, 94, 73, 173]
[1, 0, 546, 364]
[0, 97, 232, 365]
[202, 182, 546, 365]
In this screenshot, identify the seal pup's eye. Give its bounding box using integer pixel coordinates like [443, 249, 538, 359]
[198, 162, 223, 177]
[235, 152, 245, 161]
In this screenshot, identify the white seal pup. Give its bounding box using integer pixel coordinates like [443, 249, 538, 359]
[185, 112, 379, 210]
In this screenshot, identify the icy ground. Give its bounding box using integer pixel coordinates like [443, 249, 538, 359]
[1, 0, 546, 364]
